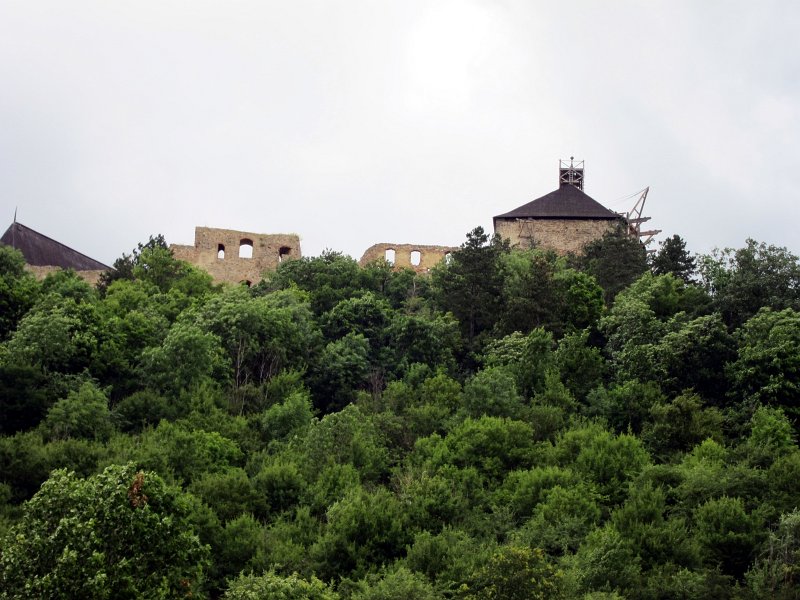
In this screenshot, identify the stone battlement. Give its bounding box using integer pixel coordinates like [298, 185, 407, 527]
[170, 226, 301, 285]
[359, 243, 458, 272]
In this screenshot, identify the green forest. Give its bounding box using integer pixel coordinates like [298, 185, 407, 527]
[2, 226, 800, 599]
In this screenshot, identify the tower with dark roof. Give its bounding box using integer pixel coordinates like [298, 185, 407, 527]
[493, 160, 624, 254]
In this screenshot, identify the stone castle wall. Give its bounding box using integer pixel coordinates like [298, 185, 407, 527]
[170, 217, 622, 285]
[25, 265, 106, 286]
[494, 218, 621, 255]
[359, 243, 458, 273]
[171, 226, 301, 285]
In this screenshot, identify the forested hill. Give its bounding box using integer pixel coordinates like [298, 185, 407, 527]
[2, 226, 800, 599]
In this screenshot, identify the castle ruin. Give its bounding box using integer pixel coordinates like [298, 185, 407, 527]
[170, 226, 301, 285]
[358, 243, 458, 272]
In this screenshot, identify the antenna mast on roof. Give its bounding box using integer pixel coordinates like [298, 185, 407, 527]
[559, 157, 584, 190]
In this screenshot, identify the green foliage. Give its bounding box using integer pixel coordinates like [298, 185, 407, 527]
[194, 286, 320, 392]
[1, 229, 798, 595]
[140, 322, 228, 397]
[693, 496, 761, 578]
[743, 405, 797, 468]
[496, 249, 560, 335]
[585, 380, 665, 435]
[3, 297, 102, 374]
[650, 234, 697, 282]
[699, 239, 800, 328]
[728, 307, 800, 414]
[295, 404, 389, 484]
[641, 392, 724, 460]
[745, 509, 800, 599]
[405, 528, 489, 594]
[224, 571, 339, 600]
[557, 423, 651, 506]
[496, 465, 580, 521]
[42, 381, 113, 442]
[127, 420, 243, 484]
[0, 431, 53, 502]
[513, 483, 602, 554]
[397, 466, 482, 532]
[554, 268, 605, 333]
[554, 331, 606, 401]
[419, 416, 537, 482]
[568, 524, 642, 595]
[483, 327, 555, 398]
[0, 363, 52, 434]
[462, 367, 525, 419]
[654, 313, 734, 398]
[252, 460, 304, 517]
[112, 390, 175, 433]
[262, 250, 372, 315]
[41, 268, 97, 303]
[463, 545, 563, 600]
[310, 332, 371, 411]
[0, 464, 209, 599]
[189, 467, 260, 522]
[260, 390, 315, 444]
[0, 244, 38, 340]
[351, 566, 440, 600]
[214, 513, 264, 584]
[312, 486, 411, 580]
[431, 226, 509, 345]
[579, 227, 649, 304]
[600, 273, 729, 396]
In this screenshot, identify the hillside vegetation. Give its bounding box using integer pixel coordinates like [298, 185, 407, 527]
[2, 227, 800, 599]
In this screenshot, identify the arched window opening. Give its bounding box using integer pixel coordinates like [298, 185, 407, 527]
[385, 248, 396, 265]
[217, 244, 225, 260]
[410, 250, 421, 266]
[239, 239, 253, 259]
[278, 246, 292, 262]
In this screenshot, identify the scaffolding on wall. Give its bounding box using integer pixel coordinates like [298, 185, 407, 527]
[621, 187, 661, 248]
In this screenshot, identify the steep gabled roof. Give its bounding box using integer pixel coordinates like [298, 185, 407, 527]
[494, 184, 621, 221]
[1, 222, 110, 271]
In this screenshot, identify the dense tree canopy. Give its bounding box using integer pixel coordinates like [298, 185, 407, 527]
[1, 231, 799, 598]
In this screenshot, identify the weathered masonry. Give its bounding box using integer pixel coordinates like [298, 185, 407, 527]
[1, 220, 110, 285]
[493, 159, 624, 255]
[359, 243, 458, 273]
[171, 226, 301, 285]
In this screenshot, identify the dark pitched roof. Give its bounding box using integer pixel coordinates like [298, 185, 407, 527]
[1, 222, 110, 271]
[494, 184, 621, 221]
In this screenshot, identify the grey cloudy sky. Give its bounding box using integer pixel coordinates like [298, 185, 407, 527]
[1, 0, 799, 265]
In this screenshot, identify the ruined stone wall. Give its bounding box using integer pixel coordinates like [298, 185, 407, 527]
[24, 265, 106, 286]
[359, 243, 458, 273]
[171, 226, 301, 285]
[494, 218, 621, 255]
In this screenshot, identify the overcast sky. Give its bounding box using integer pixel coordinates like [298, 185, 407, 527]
[1, 0, 798, 265]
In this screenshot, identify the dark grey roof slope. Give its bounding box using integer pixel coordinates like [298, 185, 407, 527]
[494, 184, 621, 221]
[1, 222, 110, 271]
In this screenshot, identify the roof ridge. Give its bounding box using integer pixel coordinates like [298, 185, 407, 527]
[1, 221, 111, 271]
[494, 184, 620, 221]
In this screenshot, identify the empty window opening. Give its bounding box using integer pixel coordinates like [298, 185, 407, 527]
[239, 239, 254, 259]
[410, 250, 421, 266]
[444, 252, 453, 265]
[217, 244, 225, 259]
[278, 246, 292, 262]
[385, 248, 396, 265]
